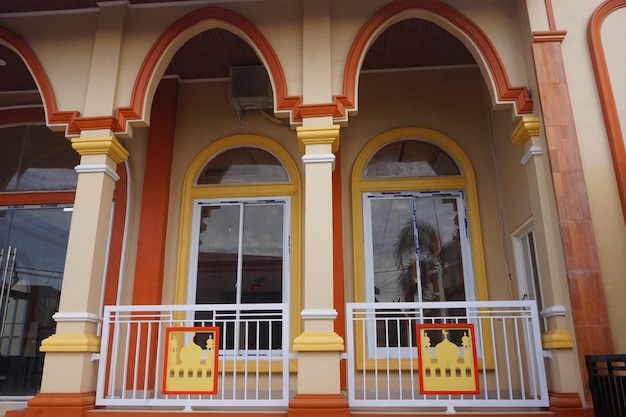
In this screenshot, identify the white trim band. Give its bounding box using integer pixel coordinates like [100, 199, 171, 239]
[302, 154, 336, 170]
[541, 305, 567, 318]
[52, 312, 103, 324]
[301, 309, 338, 320]
[75, 163, 120, 181]
[520, 145, 543, 165]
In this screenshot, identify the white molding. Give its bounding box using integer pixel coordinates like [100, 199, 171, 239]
[520, 145, 543, 165]
[75, 163, 120, 181]
[301, 309, 338, 320]
[52, 312, 103, 324]
[302, 154, 336, 170]
[541, 305, 567, 318]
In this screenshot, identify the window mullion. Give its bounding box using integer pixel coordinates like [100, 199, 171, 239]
[412, 197, 423, 304]
[234, 203, 245, 354]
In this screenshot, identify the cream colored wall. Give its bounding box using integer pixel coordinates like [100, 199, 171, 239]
[489, 109, 531, 300]
[0, 11, 97, 112]
[340, 67, 522, 302]
[161, 80, 302, 304]
[552, 0, 626, 353]
[0, 0, 530, 128]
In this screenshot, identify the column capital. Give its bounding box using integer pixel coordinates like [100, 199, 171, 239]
[71, 136, 129, 163]
[296, 125, 340, 154]
[511, 116, 541, 147]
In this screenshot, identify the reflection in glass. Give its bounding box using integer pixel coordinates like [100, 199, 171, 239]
[370, 196, 464, 304]
[0, 206, 72, 395]
[197, 148, 289, 185]
[0, 125, 79, 192]
[363, 140, 460, 179]
[193, 201, 285, 351]
[367, 194, 466, 348]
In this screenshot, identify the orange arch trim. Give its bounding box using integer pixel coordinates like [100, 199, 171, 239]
[0, 27, 80, 134]
[588, 0, 626, 226]
[112, 7, 301, 132]
[340, 0, 533, 116]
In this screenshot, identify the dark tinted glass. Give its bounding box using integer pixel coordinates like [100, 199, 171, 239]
[0, 125, 79, 192]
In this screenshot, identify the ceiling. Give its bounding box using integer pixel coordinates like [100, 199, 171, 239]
[0, 10, 475, 94]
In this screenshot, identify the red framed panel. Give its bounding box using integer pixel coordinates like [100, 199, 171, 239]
[416, 323, 479, 395]
[162, 326, 220, 395]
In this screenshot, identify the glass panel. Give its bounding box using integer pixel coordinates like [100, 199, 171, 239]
[522, 231, 545, 332]
[369, 197, 415, 303]
[363, 140, 460, 179]
[0, 125, 79, 192]
[241, 204, 284, 350]
[192, 201, 287, 352]
[197, 148, 289, 185]
[414, 198, 465, 307]
[195, 205, 241, 305]
[241, 204, 283, 304]
[367, 194, 468, 349]
[0, 205, 72, 395]
[369, 197, 416, 348]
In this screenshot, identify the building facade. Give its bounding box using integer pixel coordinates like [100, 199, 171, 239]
[0, 0, 624, 416]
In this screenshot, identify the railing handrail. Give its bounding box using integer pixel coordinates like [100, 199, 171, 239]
[348, 300, 539, 309]
[345, 299, 549, 411]
[104, 303, 288, 313]
[97, 302, 291, 410]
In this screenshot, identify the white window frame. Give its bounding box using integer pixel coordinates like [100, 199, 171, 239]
[512, 219, 546, 331]
[186, 196, 291, 356]
[362, 190, 475, 357]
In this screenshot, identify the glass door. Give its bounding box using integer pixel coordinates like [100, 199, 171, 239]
[0, 205, 72, 396]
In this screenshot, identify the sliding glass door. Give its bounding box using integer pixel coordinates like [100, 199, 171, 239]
[0, 205, 72, 395]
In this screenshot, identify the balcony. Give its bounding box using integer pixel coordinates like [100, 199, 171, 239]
[96, 300, 548, 414]
[345, 301, 549, 413]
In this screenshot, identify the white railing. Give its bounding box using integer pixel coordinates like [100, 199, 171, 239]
[96, 303, 291, 410]
[345, 301, 549, 412]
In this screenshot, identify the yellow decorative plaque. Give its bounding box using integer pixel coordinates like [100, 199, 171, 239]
[416, 323, 479, 394]
[163, 326, 219, 394]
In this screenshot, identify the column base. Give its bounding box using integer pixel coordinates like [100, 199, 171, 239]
[11, 392, 96, 417]
[549, 391, 594, 417]
[288, 393, 349, 417]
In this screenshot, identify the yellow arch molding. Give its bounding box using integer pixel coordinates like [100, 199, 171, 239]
[351, 127, 492, 370]
[174, 134, 302, 371]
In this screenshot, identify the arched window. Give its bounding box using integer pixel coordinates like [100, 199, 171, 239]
[351, 128, 488, 357]
[176, 135, 301, 355]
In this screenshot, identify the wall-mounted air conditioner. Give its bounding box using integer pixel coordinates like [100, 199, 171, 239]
[228, 65, 273, 111]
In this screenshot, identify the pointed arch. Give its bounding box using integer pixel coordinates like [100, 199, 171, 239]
[111, 7, 300, 135]
[0, 27, 80, 134]
[338, 0, 533, 120]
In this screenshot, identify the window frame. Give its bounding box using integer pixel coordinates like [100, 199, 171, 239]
[512, 219, 546, 332]
[351, 127, 491, 370]
[175, 135, 301, 368]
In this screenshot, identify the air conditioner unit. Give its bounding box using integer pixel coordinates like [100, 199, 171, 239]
[228, 65, 273, 111]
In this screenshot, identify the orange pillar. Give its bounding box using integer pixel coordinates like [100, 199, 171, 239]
[127, 78, 179, 389]
[532, 31, 613, 407]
